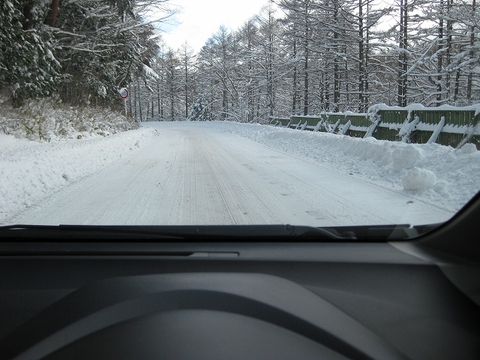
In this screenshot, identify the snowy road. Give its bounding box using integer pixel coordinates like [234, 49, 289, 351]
[10, 123, 453, 226]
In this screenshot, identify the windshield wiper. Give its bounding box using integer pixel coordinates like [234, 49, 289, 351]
[0, 224, 348, 241]
[0, 225, 185, 241]
[0, 223, 438, 242]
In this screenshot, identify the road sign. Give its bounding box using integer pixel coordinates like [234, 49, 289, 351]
[118, 88, 129, 99]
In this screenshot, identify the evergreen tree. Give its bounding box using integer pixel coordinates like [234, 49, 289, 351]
[0, 0, 60, 105]
[187, 96, 207, 121]
[53, 0, 160, 106]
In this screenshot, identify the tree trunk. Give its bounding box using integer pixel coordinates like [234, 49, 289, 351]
[44, 0, 60, 27]
[436, 0, 444, 106]
[467, 0, 475, 101]
[397, 0, 408, 107]
[303, 2, 310, 115]
[184, 49, 189, 119]
[359, 0, 365, 111]
[292, 38, 298, 114]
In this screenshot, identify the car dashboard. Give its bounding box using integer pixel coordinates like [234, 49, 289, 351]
[0, 201, 479, 359]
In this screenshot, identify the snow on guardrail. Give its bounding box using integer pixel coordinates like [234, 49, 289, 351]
[270, 104, 480, 149]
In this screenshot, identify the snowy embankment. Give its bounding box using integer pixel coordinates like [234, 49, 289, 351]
[150, 121, 480, 213]
[0, 98, 138, 141]
[0, 98, 158, 224]
[0, 128, 158, 224]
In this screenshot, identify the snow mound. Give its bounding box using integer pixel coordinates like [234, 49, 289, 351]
[402, 167, 437, 191]
[0, 128, 158, 224]
[392, 146, 421, 171]
[457, 143, 477, 155]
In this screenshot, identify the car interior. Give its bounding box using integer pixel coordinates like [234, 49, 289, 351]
[0, 192, 479, 359]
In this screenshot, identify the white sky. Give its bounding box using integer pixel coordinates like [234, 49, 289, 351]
[158, 0, 272, 53]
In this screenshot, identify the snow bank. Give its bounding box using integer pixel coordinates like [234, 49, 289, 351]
[0, 128, 158, 224]
[0, 98, 138, 141]
[152, 121, 480, 212]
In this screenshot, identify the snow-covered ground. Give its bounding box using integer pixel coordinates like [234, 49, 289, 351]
[1, 120, 479, 226]
[0, 128, 157, 224]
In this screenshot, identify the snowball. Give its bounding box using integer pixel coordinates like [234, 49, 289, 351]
[392, 146, 421, 171]
[457, 143, 477, 155]
[402, 167, 437, 191]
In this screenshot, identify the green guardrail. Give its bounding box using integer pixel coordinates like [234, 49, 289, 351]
[269, 117, 290, 127]
[374, 109, 480, 148]
[270, 105, 480, 149]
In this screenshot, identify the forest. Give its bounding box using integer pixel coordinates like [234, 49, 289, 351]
[1, 0, 479, 123]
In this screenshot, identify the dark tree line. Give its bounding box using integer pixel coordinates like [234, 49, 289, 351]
[0, 0, 172, 108]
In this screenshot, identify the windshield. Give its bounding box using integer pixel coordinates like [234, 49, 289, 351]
[1, 0, 479, 237]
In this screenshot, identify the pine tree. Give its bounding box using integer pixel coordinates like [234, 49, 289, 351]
[187, 96, 207, 121]
[0, 0, 60, 105]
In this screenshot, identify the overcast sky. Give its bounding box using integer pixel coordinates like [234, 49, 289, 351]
[158, 0, 272, 53]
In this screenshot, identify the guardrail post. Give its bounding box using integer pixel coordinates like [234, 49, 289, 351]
[340, 120, 351, 135]
[427, 116, 445, 144]
[399, 114, 420, 142]
[330, 119, 340, 133]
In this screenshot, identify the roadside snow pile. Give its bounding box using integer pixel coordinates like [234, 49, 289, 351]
[234, 124, 479, 211]
[0, 98, 137, 141]
[392, 147, 421, 171]
[0, 128, 158, 224]
[156, 121, 480, 212]
[402, 168, 437, 191]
